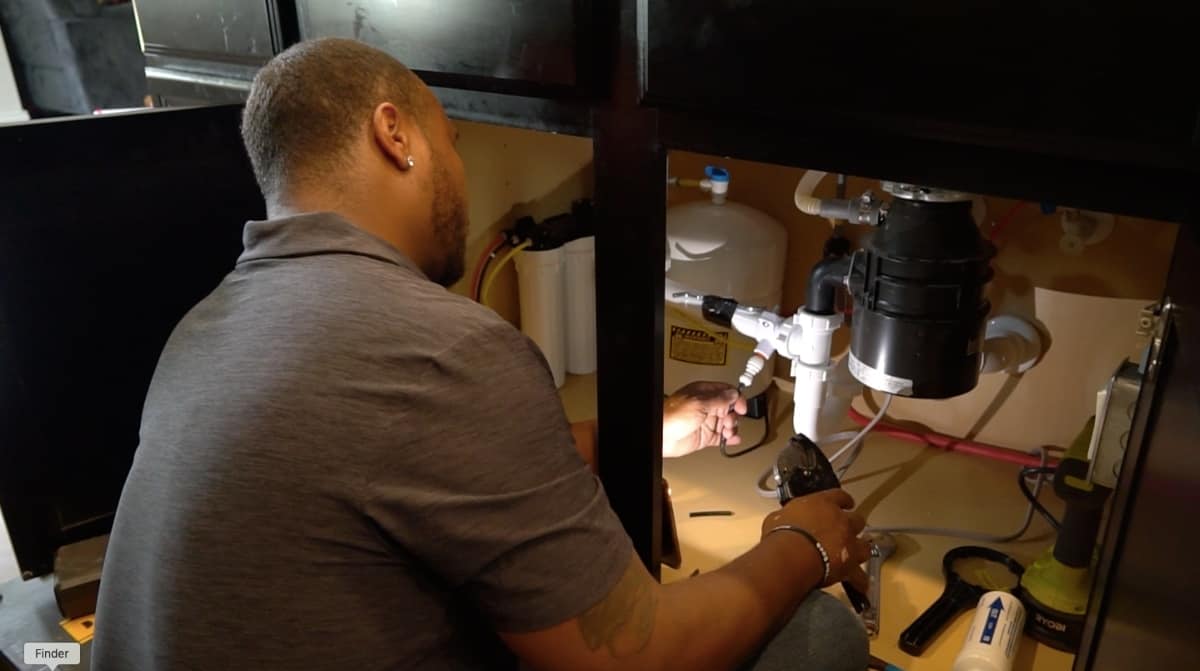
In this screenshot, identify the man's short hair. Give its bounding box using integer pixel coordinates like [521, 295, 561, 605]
[241, 37, 429, 200]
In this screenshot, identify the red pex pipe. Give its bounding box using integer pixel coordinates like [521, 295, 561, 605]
[847, 407, 1061, 469]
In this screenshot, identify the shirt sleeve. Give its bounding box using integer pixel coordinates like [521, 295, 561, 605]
[362, 321, 635, 633]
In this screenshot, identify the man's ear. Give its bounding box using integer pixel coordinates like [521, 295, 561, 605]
[371, 102, 417, 172]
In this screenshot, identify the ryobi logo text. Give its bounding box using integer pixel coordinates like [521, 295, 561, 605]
[1034, 612, 1068, 632]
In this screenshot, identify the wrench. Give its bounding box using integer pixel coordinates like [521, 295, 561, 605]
[863, 533, 897, 638]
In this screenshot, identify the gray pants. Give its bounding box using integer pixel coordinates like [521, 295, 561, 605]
[741, 590, 870, 671]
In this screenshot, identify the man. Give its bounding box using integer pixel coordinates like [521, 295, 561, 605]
[94, 38, 870, 671]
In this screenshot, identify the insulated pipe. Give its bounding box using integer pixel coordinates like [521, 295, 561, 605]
[794, 170, 828, 215]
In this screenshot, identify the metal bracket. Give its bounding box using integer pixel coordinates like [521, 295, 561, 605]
[1139, 299, 1174, 381]
[1087, 360, 1143, 489]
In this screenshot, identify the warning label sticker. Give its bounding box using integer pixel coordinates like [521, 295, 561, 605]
[669, 325, 728, 366]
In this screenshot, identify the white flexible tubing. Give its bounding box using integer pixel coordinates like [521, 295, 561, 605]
[757, 434, 1056, 547]
[829, 393, 894, 467]
[794, 170, 828, 215]
[866, 447, 1054, 543]
[755, 429, 863, 499]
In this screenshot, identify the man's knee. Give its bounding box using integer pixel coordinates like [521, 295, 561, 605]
[748, 590, 870, 671]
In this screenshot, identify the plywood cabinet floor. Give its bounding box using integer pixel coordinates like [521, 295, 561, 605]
[661, 416, 1076, 671]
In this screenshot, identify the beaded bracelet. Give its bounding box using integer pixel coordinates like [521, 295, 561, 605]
[767, 524, 831, 585]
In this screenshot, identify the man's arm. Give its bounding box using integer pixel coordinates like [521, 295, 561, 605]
[570, 420, 598, 472]
[503, 535, 819, 671]
[501, 490, 869, 671]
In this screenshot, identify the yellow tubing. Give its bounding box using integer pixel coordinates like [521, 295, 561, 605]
[480, 240, 532, 307]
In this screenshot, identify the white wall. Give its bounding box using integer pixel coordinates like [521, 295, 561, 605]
[454, 121, 593, 243]
[0, 25, 30, 124]
[447, 121, 593, 325]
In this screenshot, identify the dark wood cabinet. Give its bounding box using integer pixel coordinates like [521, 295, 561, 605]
[5, 5, 1197, 669]
[132, 1, 1200, 208]
[138, 0, 292, 105]
[137, 0, 279, 63]
[643, 3, 1199, 221]
[645, 2, 1199, 158]
[295, 0, 598, 99]
[135, 0, 600, 127]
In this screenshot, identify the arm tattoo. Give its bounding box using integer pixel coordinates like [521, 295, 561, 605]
[577, 556, 659, 658]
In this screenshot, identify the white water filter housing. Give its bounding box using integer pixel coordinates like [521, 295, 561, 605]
[564, 236, 597, 374]
[664, 199, 788, 399]
[516, 247, 567, 388]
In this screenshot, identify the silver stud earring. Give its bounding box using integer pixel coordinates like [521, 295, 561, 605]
[406, 156, 416, 168]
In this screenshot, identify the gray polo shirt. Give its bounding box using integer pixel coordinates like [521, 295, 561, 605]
[93, 212, 633, 670]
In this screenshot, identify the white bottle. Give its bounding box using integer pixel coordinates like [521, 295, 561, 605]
[952, 591, 1026, 671]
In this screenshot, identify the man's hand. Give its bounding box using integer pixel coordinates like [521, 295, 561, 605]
[760, 489, 872, 595]
[662, 381, 748, 458]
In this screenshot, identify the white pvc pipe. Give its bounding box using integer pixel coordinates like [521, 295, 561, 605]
[564, 236, 597, 375]
[793, 368, 825, 439]
[516, 247, 567, 388]
[979, 315, 1044, 375]
[788, 311, 842, 440]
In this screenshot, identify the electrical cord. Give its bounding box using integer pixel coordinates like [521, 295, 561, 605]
[1019, 465, 1062, 531]
[756, 465, 777, 498]
[720, 408, 770, 458]
[866, 448, 1057, 543]
[830, 392, 894, 479]
[749, 400, 1060, 543]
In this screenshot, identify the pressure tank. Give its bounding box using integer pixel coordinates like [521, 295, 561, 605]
[664, 198, 788, 401]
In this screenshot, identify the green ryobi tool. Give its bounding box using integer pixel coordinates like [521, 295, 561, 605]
[1016, 417, 1111, 652]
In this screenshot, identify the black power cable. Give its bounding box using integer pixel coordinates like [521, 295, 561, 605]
[1019, 465, 1061, 532]
[720, 407, 771, 458]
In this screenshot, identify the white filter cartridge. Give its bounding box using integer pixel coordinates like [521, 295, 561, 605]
[952, 591, 1026, 671]
[516, 247, 567, 388]
[564, 236, 596, 375]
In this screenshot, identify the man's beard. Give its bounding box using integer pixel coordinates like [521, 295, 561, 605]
[429, 161, 468, 288]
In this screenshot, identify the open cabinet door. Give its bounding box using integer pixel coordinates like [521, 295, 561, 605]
[0, 105, 262, 579]
[1077, 223, 1200, 669]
